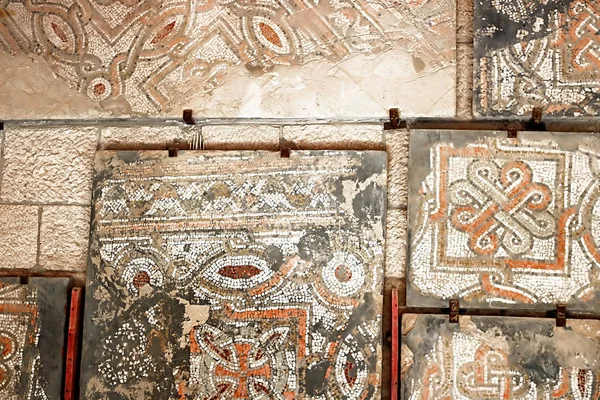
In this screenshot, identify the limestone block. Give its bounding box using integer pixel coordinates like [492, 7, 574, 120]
[202, 125, 280, 150]
[0, 205, 38, 270]
[1, 126, 97, 204]
[282, 124, 383, 150]
[457, 44, 474, 119]
[39, 206, 90, 272]
[100, 125, 193, 150]
[386, 209, 407, 279]
[385, 129, 409, 208]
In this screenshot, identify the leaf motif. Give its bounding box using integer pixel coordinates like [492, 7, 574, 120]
[151, 21, 176, 44]
[259, 22, 282, 47]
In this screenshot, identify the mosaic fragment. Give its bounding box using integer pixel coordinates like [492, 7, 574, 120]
[81, 150, 386, 399]
[401, 314, 600, 399]
[0, 0, 455, 118]
[0, 278, 69, 399]
[475, 0, 600, 117]
[408, 130, 600, 310]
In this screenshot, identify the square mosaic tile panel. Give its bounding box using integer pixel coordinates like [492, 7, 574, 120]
[81, 150, 386, 399]
[0, 278, 69, 399]
[0, 0, 455, 119]
[474, 0, 600, 117]
[401, 314, 600, 399]
[407, 130, 600, 311]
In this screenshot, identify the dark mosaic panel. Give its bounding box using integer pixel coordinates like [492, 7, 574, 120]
[474, 0, 600, 117]
[407, 130, 600, 311]
[81, 150, 386, 399]
[0, 278, 69, 399]
[401, 314, 600, 399]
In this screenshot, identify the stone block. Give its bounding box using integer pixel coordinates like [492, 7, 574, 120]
[385, 129, 409, 208]
[0, 205, 38, 270]
[100, 125, 193, 150]
[456, 44, 474, 119]
[457, 0, 474, 43]
[39, 206, 90, 272]
[1, 126, 97, 204]
[282, 124, 384, 150]
[385, 209, 407, 279]
[202, 125, 280, 150]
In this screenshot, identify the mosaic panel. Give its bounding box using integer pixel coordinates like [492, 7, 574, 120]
[407, 130, 600, 310]
[0, 278, 69, 399]
[0, 0, 455, 118]
[474, 0, 600, 117]
[401, 314, 600, 399]
[81, 150, 386, 399]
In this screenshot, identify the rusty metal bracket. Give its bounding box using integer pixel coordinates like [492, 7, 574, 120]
[449, 299, 460, 323]
[524, 107, 545, 131]
[384, 108, 407, 130]
[168, 147, 178, 157]
[556, 304, 567, 327]
[508, 129, 518, 138]
[280, 147, 290, 158]
[183, 109, 196, 125]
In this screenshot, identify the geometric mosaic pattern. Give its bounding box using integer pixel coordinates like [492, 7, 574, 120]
[0, 0, 454, 116]
[81, 150, 386, 399]
[401, 314, 600, 399]
[408, 130, 600, 310]
[475, 0, 600, 117]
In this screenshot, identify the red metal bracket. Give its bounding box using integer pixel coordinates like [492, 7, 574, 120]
[391, 289, 399, 400]
[64, 287, 83, 400]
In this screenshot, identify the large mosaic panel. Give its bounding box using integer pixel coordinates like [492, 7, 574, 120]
[81, 150, 386, 399]
[0, 278, 69, 399]
[407, 130, 600, 310]
[475, 0, 600, 117]
[401, 314, 600, 399]
[0, 0, 455, 119]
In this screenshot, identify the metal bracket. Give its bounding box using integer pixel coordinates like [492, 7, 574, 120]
[508, 129, 518, 139]
[168, 147, 178, 157]
[524, 107, 545, 131]
[280, 147, 290, 158]
[383, 108, 407, 130]
[556, 304, 566, 327]
[183, 109, 196, 125]
[449, 299, 460, 323]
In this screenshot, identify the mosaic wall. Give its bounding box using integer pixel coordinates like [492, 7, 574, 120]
[407, 130, 600, 310]
[0, 278, 68, 400]
[81, 150, 386, 399]
[0, 0, 455, 118]
[401, 314, 600, 399]
[475, 0, 600, 117]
